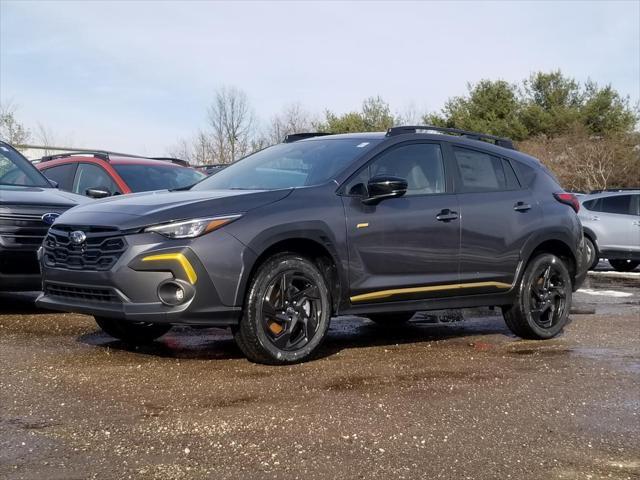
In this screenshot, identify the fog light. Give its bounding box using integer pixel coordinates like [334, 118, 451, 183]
[158, 281, 188, 306]
[175, 288, 184, 302]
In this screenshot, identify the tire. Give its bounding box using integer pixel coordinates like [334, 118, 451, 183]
[367, 312, 415, 325]
[608, 259, 639, 272]
[502, 253, 572, 339]
[233, 253, 332, 365]
[95, 317, 171, 343]
[583, 236, 599, 270]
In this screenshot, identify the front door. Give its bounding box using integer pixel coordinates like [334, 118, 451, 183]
[341, 142, 460, 304]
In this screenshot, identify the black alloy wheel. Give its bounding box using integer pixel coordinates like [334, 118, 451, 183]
[261, 270, 323, 351]
[234, 253, 332, 364]
[503, 254, 572, 339]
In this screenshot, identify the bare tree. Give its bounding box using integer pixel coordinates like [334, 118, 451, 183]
[35, 123, 58, 156]
[207, 87, 255, 164]
[0, 102, 31, 145]
[265, 103, 313, 145]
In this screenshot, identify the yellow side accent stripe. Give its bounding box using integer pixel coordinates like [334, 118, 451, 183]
[350, 281, 511, 303]
[141, 253, 198, 284]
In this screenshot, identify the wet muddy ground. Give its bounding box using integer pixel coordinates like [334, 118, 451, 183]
[0, 269, 638, 480]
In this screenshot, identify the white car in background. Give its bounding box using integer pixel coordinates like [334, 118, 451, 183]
[579, 190, 640, 272]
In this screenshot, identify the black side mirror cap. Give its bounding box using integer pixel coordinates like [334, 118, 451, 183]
[362, 176, 408, 205]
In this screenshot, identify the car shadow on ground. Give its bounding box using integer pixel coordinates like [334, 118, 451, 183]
[0, 292, 51, 315]
[76, 313, 514, 362]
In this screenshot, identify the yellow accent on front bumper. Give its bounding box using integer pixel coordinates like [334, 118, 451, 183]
[141, 253, 198, 284]
[350, 281, 511, 303]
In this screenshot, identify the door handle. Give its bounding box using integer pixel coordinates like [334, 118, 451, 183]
[513, 201, 531, 212]
[436, 209, 459, 222]
[633, 220, 640, 226]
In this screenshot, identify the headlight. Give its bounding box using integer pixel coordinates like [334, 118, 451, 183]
[145, 215, 241, 239]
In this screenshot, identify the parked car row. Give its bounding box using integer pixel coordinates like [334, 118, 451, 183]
[1, 125, 635, 364]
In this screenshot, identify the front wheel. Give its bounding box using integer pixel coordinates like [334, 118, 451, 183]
[608, 259, 639, 272]
[502, 254, 572, 339]
[95, 317, 171, 343]
[233, 253, 332, 364]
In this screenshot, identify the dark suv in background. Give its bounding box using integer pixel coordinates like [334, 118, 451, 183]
[0, 141, 86, 291]
[36, 126, 589, 364]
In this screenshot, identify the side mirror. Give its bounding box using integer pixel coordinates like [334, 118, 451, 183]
[46, 178, 59, 188]
[362, 175, 408, 205]
[85, 187, 111, 199]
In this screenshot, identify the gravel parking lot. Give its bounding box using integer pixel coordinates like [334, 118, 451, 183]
[1, 269, 638, 480]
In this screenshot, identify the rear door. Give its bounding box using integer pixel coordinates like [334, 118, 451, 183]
[342, 141, 460, 304]
[451, 145, 542, 289]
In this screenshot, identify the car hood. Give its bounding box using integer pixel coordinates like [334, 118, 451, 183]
[53, 188, 293, 230]
[0, 186, 88, 207]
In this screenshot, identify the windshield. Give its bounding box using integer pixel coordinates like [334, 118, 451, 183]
[0, 144, 51, 188]
[192, 138, 381, 191]
[113, 164, 206, 192]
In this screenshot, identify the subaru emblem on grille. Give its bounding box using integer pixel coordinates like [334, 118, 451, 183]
[70, 230, 87, 245]
[41, 212, 60, 225]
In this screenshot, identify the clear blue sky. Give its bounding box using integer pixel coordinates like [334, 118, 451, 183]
[1, 0, 638, 154]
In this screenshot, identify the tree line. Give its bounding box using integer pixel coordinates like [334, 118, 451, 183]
[170, 70, 638, 191]
[2, 70, 637, 191]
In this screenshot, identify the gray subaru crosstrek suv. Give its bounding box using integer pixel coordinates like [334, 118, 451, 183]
[36, 127, 589, 364]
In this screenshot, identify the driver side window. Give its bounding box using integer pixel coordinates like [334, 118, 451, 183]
[345, 143, 445, 197]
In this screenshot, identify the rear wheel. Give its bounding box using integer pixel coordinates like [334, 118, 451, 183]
[233, 253, 332, 364]
[367, 312, 415, 325]
[95, 317, 171, 343]
[608, 259, 639, 272]
[502, 254, 572, 339]
[583, 236, 599, 270]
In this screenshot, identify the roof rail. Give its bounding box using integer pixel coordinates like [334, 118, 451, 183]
[283, 132, 332, 143]
[589, 188, 640, 194]
[40, 151, 111, 162]
[39, 149, 151, 163]
[386, 125, 516, 150]
[151, 157, 189, 167]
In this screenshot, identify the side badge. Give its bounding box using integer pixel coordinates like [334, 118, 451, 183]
[356, 223, 369, 229]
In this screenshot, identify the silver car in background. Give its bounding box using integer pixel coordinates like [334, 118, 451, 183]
[579, 190, 640, 271]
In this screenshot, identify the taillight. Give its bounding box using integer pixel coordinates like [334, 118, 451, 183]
[553, 192, 580, 213]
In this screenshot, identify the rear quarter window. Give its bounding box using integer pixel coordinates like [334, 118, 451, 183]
[510, 159, 537, 188]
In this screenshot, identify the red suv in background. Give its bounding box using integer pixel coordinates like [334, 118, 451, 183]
[36, 152, 205, 198]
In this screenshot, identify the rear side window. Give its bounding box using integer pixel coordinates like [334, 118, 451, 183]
[453, 147, 517, 193]
[41, 164, 76, 191]
[599, 195, 633, 215]
[114, 164, 205, 192]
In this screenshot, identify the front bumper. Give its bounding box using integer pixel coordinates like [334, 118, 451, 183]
[35, 230, 251, 326]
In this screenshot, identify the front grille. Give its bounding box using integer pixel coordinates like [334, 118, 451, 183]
[45, 282, 120, 303]
[43, 226, 127, 271]
[0, 205, 68, 248]
[0, 251, 40, 275]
